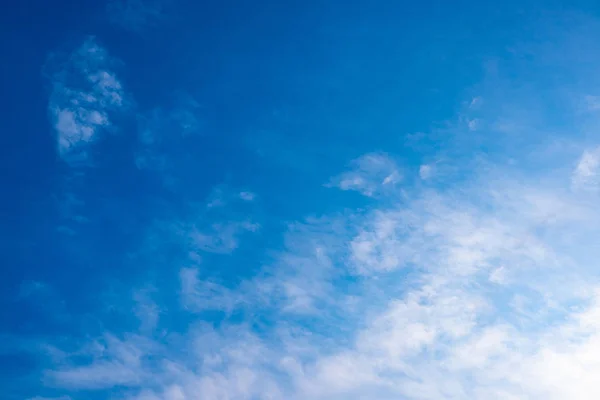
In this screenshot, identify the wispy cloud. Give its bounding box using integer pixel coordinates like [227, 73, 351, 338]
[46, 38, 125, 162]
[44, 334, 157, 390]
[133, 287, 161, 334]
[572, 146, 600, 191]
[39, 146, 600, 398]
[206, 185, 256, 209]
[418, 163, 434, 180]
[180, 267, 240, 312]
[185, 185, 261, 256]
[328, 152, 401, 197]
[189, 220, 259, 254]
[35, 14, 600, 400]
[238, 191, 256, 202]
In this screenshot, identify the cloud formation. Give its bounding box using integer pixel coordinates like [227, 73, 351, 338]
[40, 141, 600, 399]
[572, 147, 600, 191]
[31, 9, 600, 400]
[328, 152, 401, 197]
[47, 38, 125, 162]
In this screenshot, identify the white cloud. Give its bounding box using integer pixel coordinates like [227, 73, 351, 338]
[469, 96, 483, 109]
[265, 216, 355, 315]
[47, 38, 125, 162]
[189, 220, 259, 254]
[328, 153, 401, 197]
[239, 191, 256, 202]
[36, 16, 600, 398]
[44, 334, 157, 390]
[147, 184, 262, 261]
[133, 287, 160, 333]
[488, 265, 507, 284]
[467, 118, 480, 131]
[179, 267, 239, 312]
[40, 157, 600, 398]
[205, 186, 256, 209]
[419, 164, 434, 180]
[572, 147, 600, 191]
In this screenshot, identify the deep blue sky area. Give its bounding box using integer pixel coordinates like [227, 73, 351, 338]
[4, 1, 600, 399]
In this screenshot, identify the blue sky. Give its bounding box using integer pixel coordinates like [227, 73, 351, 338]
[5, 0, 600, 399]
